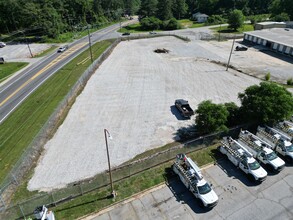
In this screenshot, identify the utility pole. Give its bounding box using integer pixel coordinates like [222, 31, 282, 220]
[22, 31, 33, 58]
[226, 36, 235, 71]
[87, 26, 93, 63]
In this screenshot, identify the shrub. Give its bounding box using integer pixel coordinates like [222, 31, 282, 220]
[140, 17, 162, 31]
[287, 78, 293, 85]
[161, 18, 181, 30]
[265, 72, 271, 81]
[207, 15, 226, 25]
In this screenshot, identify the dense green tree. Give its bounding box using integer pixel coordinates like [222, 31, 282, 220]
[173, 0, 188, 20]
[238, 82, 293, 125]
[224, 102, 241, 127]
[157, 0, 173, 20]
[228, 9, 245, 30]
[195, 100, 229, 134]
[139, 0, 158, 18]
[207, 15, 226, 24]
[140, 16, 161, 30]
[124, 0, 141, 15]
[272, 12, 290, 22]
[161, 18, 180, 30]
[270, 0, 293, 20]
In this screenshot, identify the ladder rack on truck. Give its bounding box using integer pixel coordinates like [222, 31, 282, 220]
[221, 137, 251, 161]
[257, 126, 293, 163]
[172, 154, 218, 208]
[239, 130, 270, 152]
[238, 130, 285, 172]
[275, 121, 293, 139]
[257, 126, 279, 144]
[219, 137, 267, 182]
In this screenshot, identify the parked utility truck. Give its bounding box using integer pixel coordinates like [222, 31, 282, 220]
[238, 130, 285, 172]
[34, 205, 55, 220]
[172, 154, 218, 208]
[218, 137, 267, 182]
[274, 121, 293, 140]
[256, 126, 293, 163]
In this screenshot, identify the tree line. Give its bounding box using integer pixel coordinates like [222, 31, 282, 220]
[194, 82, 293, 136]
[0, 0, 292, 39]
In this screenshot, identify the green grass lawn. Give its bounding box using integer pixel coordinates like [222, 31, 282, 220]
[211, 24, 254, 34]
[0, 62, 29, 82]
[178, 19, 205, 28]
[49, 144, 219, 220]
[119, 23, 145, 33]
[0, 40, 114, 184]
[34, 45, 59, 58]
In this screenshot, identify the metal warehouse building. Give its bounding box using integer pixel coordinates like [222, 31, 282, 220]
[243, 28, 293, 56]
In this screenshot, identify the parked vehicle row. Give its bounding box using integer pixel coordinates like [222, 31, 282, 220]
[219, 125, 293, 183]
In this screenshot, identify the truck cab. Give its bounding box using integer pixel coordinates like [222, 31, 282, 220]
[275, 139, 293, 162]
[190, 178, 218, 208]
[257, 148, 285, 171]
[239, 156, 267, 182]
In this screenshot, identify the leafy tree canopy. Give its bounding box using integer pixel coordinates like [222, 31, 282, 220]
[238, 82, 293, 125]
[228, 9, 245, 30]
[195, 100, 229, 134]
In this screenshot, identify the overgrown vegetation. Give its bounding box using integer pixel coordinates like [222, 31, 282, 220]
[265, 72, 271, 81]
[287, 78, 293, 86]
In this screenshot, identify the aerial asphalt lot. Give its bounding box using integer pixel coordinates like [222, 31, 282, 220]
[82, 160, 293, 220]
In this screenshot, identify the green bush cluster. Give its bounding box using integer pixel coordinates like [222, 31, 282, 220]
[140, 17, 181, 31]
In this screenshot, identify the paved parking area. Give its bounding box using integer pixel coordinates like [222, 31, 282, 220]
[83, 160, 293, 220]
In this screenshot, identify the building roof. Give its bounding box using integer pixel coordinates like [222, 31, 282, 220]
[256, 21, 286, 26]
[244, 28, 293, 48]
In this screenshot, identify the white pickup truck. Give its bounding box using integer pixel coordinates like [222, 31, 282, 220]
[172, 154, 218, 208]
[256, 126, 293, 163]
[219, 137, 267, 182]
[238, 130, 285, 172]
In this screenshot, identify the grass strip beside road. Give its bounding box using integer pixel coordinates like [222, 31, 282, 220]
[0, 40, 114, 184]
[0, 62, 29, 82]
[33, 45, 59, 58]
[49, 145, 219, 220]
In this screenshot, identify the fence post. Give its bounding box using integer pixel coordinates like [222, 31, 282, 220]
[79, 184, 83, 196]
[18, 204, 26, 220]
[51, 193, 56, 207]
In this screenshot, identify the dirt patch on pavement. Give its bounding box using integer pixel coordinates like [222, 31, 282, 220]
[28, 36, 262, 191]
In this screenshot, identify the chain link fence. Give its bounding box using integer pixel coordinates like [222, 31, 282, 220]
[0, 33, 249, 219]
[0, 38, 121, 213]
[1, 125, 248, 219]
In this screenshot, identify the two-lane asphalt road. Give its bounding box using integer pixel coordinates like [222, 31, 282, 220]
[0, 20, 135, 124]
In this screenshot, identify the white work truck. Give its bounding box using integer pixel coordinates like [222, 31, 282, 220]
[218, 137, 267, 182]
[172, 154, 218, 208]
[256, 126, 293, 163]
[238, 130, 285, 172]
[274, 121, 293, 140]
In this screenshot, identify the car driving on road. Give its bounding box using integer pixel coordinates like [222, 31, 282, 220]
[0, 42, 6, 48]
[57, 45, 68, 52]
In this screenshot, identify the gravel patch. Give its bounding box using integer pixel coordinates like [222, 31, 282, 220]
[28, 36, 262, 191]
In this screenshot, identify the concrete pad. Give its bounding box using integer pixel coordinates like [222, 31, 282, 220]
[28, 36, 262, 191]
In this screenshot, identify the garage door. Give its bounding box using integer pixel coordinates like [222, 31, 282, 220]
[285, 46, 290, 54]
[278, 45, 284, 52]
[273, 43, 278, 50]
